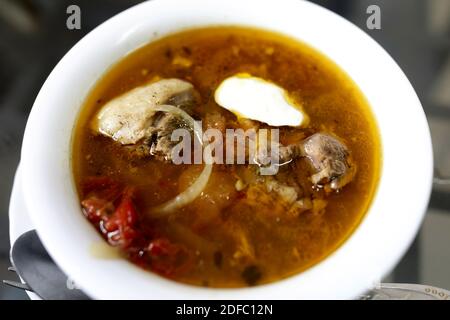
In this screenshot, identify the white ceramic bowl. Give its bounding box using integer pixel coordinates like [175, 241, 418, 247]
[21, 0, 433, 299]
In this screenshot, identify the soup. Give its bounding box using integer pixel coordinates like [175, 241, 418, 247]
[72, 26, 381, 287]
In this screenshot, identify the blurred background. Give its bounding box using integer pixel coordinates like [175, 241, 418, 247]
[0, 0, 449, 299]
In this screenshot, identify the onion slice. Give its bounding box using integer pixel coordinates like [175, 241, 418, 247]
[151, 105, 213, 216]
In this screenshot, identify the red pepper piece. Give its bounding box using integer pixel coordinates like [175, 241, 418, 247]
[81, 197, 114, 223]
[147, 238, 192, 276]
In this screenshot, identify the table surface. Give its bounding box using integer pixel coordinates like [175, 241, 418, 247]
[1, 0, 450, 299]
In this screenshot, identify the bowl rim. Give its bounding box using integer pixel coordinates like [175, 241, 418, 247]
[21, 0, 433, 299]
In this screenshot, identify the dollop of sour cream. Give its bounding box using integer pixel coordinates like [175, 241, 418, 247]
[214, 73, 305, 127]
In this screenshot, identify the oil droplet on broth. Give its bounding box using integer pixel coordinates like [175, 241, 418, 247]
[89, 241, 122, 259]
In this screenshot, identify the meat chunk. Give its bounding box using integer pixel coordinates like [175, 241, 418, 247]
[243, 175, 328, 217]
[251, 132, 356, 191]
[299, 133, 356, 190]
[263, 177, 298, 204]
[244, 176, 299, 214]
[149, 113, 190, 161]
[92, 78, 196, 145]
[130, 112, 192, 161]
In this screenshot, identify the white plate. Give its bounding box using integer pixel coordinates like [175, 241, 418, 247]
[9, 164, 46, 300]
